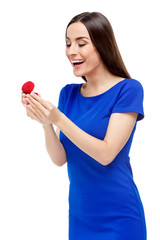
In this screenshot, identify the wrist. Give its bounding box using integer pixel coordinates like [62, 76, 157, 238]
[55, 111, 68, 132]
[52, 108, 64, 127]
[43, 123, 53, 129]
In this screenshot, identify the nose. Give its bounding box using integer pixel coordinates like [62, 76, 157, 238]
[67, 43, 78, 56]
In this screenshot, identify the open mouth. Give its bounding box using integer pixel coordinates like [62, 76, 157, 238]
[71, 60, 85, 66]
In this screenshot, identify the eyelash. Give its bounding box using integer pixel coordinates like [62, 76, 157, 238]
[66, 44, 86, 48]
[79, 44, 86, 47]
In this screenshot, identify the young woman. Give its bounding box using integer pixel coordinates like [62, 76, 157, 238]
[22, 12, 147, 240]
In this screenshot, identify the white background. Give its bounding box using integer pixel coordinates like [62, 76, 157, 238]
[0, 0, 159, 239]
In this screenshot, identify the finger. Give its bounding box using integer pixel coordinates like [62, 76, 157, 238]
[25, 104, 44, 124]
[22, 92, 27, 98]
[26, 95, 48, 117]
[21, 93, 28, 105]
[25, 104, 35, 118]
[30, 92, 49, 109]
[25, 102, 44, 120]
[26, 106, 35, 119]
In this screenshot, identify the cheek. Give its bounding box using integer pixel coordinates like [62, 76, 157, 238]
[65, 48, 71, 60]
[88, 52, 101, 66]
[65, 49, 69, 58]
[85, 46, 100, 63]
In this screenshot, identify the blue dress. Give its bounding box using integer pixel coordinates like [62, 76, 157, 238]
[58, 78, 147, 240]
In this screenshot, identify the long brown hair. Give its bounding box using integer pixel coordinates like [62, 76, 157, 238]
[66, 12, 131, 81]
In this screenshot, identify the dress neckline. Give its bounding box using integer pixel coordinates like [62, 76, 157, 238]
[78, 78, 128, 99]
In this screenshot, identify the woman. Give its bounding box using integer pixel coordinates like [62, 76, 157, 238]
[22, 12, 147, 240]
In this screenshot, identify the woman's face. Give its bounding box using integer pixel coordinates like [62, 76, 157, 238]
[66, 22, 102, 78]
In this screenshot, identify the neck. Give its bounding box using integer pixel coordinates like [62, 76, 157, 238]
[81, 63, 125, 97]
[85, 65, 118, 89]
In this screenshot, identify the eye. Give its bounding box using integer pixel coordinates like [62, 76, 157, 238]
[78, 43, 86, 47]
[66, 43, 71, 48]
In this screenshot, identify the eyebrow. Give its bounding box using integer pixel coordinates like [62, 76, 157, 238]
[66, 36, 89, 41]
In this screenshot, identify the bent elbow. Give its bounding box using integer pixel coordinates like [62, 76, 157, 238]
[100, 158, 114, 166]
[98, 152, 116, 166]
[55, 158, 67, 167]
[56, 161, 66, 167]
[50, 156, 67, 167]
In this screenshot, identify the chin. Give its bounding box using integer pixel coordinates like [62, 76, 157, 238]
[73, 71, 84, 78]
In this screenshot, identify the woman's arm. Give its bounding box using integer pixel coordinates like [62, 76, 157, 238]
[56, 111, 137, 165]
[26, 93, 138, 166]
[22, 93, 67, 167]
[43, 125, 67, 166]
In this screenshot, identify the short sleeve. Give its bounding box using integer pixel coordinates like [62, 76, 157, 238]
[111, 79, 144, 121]
[57, 86, 65, 113]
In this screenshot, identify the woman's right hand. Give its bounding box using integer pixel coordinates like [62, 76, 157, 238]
[21, 92, 47, 125]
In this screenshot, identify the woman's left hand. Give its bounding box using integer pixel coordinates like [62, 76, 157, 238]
[25, 92, 61, 125]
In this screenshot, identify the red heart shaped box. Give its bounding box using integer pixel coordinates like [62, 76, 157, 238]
[22, 81, 35, 94]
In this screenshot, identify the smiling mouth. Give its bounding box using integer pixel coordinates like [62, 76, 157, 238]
[71, 60, 85, 66]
